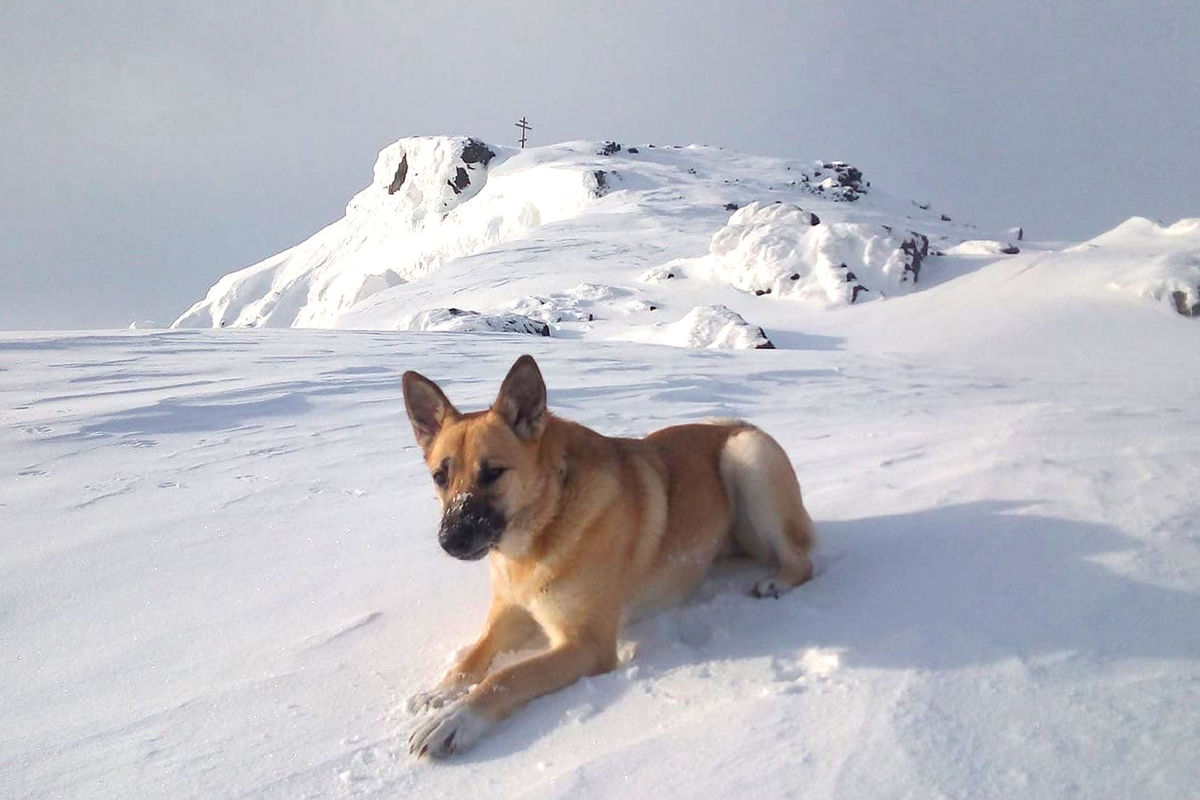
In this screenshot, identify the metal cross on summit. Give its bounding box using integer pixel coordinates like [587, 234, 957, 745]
[515, 117, 532, 148]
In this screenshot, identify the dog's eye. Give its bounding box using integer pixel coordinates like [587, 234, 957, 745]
[478, 466, 506, 486]
[432, 469, 448, 488]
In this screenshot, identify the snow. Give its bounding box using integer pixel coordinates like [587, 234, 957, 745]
[171, 137, 982, 342]
[701, 201, 928, 305]
[172, 137, 600, 330]
[634, 304, 774, 350]
[5, 136, 1200, 798]
[404, 308, 551, 337]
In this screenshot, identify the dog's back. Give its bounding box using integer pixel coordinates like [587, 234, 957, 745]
[627, 420, 816, 611]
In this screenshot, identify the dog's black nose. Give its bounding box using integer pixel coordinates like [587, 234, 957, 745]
[438, 494, 505, 560]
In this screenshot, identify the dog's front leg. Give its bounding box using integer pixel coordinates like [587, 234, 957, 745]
[408, 636, 617, 758]
[407, 602, 538, 713]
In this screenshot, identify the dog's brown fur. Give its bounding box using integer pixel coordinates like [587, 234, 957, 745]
[403, 355, 815, 757]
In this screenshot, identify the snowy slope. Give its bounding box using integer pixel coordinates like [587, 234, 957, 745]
[6, 234, 1200, 797]
[8, 134, 1200, 798]
[173, 136, 1200, 356]
[173, 137, 1006, 347]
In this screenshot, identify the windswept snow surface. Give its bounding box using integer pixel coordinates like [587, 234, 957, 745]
[5, 237, 1200, 798]
[9, 137, 1200, 797]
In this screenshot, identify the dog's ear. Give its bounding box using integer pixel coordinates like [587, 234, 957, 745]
[493, 355, 547, 441]
[402, 370, 459, 451]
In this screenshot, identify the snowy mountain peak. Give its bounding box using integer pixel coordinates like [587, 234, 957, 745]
[172, 135, 979, 340]
[172, 135, 1200, 346]
[351, 136, 497, 225]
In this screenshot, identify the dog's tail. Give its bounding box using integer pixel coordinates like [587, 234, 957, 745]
[717, 424, 816, 595]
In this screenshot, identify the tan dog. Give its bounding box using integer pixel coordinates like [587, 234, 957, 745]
[403, 354, 815, 757]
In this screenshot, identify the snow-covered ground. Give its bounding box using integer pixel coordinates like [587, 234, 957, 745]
[4, 136, 1199, 798]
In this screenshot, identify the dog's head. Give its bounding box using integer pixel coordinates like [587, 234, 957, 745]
[401, 355, 552, 561]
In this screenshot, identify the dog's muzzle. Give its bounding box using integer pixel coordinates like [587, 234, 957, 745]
[438, 493, 505, 560]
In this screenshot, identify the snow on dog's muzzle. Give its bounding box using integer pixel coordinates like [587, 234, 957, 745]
[438, 493, 505, 560]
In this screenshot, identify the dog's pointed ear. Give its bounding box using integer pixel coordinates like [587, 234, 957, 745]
[402, 370, 459, 451]
[493, 355, 547, 441]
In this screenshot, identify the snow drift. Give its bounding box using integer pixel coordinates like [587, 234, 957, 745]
[642, 304, 775, 350]
[703, 201, 930, 305]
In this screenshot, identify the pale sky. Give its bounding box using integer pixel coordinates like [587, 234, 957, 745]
[2, 0, 1197, 330]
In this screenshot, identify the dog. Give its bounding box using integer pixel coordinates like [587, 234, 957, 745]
[402, 354, 815, 758]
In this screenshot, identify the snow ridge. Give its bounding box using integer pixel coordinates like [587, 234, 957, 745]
[173, 136, 600, 329]
[173, 136, 1200, 350]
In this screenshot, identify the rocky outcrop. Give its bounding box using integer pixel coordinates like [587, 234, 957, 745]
[806, 161, 868, 202]
[405, 308, 551, 336]
[708, 201, 932, 305]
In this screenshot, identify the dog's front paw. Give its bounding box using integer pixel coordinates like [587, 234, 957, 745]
[406, 684, 469, 714]
[408, 701, 490, 759]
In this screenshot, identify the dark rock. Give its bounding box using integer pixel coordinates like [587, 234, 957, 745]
[649, 305, 658, 311]
[724, 202, 740, 211]
[599, 141, 622, 156]
[447, 167, 471, 194]
[809, 212, 821, 226]
[940, 214, 952, 222]
[627, 147, 639, 154]
[754, 329, 776, 349]
[591, 170, 609, 196]
[460, 138, 495, 166]
[789, 273, 800, 281]
[754, 288, 771, 296]
[851, 285, 869, 303]
[387, 153, 409, 194]
[898, 232, 930, 284]
[1000, 245, 1021, 255]
[808, 161, 867, 201]
[1171, 289, 1200, 317]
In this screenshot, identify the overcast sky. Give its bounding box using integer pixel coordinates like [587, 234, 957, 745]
[2, 0, 1197, 330]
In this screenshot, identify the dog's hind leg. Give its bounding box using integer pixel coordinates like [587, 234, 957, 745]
[719, 426, 816, 598]
[749, 514, 816, 598]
